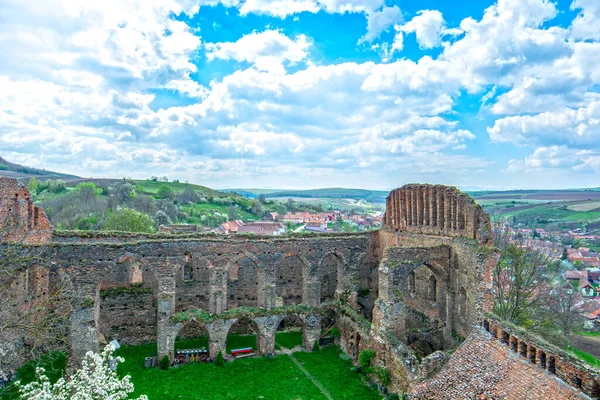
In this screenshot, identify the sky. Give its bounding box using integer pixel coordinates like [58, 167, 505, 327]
[0, 0, 599, 191]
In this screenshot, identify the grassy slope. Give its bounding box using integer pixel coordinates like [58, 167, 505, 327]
[181, 203, 256, 222]
[133, 180, 227, 198]
[228, 188, 388, 203]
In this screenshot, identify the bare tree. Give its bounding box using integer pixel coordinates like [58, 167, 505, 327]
[544, 282, 583, 337]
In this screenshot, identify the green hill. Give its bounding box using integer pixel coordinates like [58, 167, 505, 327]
[227, 188, 389, 203]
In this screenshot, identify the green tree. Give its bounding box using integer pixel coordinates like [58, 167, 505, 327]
[227, 205, 238, 221]
[104, 208, 154, 233]
[156, 184, 173, 199]
[27, 177, 39, 195]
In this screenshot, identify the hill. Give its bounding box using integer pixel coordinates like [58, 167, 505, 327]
[0, 156, 78, 180]
[226, 188, 389, 203]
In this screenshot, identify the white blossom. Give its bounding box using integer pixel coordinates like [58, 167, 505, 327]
[16, 344, 147, 400]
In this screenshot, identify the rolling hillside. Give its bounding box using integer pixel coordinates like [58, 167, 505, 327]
[227, 188, 389, 203]
[0, 156, 78, 180]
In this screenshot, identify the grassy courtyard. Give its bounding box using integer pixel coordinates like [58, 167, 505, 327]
[117, 333, 380, 399]
[1, 332, 380, 400]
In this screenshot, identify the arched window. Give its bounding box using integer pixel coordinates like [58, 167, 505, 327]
[548, 356, 556, 374]
[408, 271, 416, 294]
[428, 274, 437, 302]
[183, 264, 193, 280]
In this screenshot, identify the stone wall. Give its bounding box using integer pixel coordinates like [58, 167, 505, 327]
[384, 184, 492, 243]
[0, 177, 52, 243]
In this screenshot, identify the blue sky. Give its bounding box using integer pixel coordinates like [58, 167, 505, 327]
[0, 0, 599, 190]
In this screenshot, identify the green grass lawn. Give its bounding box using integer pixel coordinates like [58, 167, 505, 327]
[115, 338, 380, 400]
[0, 351, 67, 400]
[567, 346, 600, 368]
[181, 203, 256, 223]
[2, 336, 380, 400]
[294, 347, 380, 400]
[577, 331, 600, 337]
[275, 330, 303, 350]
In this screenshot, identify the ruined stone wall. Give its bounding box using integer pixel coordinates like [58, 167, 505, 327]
[384, 184, 492, 243]
[0, 177, 52, 244]
[98, 289, 156, 345]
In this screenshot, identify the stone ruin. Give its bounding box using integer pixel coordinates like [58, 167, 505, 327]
[0, 177, 597, 398]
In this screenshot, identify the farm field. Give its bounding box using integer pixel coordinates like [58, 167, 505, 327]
[470, 190, 600, 229]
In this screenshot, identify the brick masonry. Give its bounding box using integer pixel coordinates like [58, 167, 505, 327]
[1, 178, 597, 398]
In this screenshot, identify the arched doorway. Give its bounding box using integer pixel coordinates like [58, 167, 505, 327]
[227, 256, 260, 309]
[276, 256, 304, 306]
[320, 253, 342, 304]
[174, 319, 210, 363]
[275, 315, 303, 350]
[226, 316, 259, 356]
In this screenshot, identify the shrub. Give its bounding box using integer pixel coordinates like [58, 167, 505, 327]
[159, 355, 170, 370]
[104, 207, 154, 233]
[156, 184, 173, 199]
[312, 341, 320, 352]
[385, 394, 400, 400]
[329, 327, 340, 337]
[215, 351, 225, 367]
[359, 349, 376, 371]
[375, 367, 391, 385]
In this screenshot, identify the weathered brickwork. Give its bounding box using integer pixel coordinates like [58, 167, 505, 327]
[1, 178, 596, 399]
[0, 177, 52, 243]
[409, 327, 591, 399]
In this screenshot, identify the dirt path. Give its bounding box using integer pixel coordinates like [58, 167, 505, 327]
[279, 347, 333, 400]
[573, 335, 600, 359]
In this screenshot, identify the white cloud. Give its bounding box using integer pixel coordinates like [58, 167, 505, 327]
[399, 10, 447, 49]
[237, 0, 384, 17]
[205, 30, 311, 74]
[570, 0, 600, 41]
[360, 6, 402, 43]
[507, 145, 600, 173]
[487, 101, 600, 146]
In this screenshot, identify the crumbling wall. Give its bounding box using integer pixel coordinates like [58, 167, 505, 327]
[0, 177, 52, 244]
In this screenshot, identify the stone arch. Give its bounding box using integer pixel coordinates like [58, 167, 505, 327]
[226, 315, 260, 356]
[548, 356, 556, 374]
[320, 251, 344, 303]
[274, 314, 303, 350]
[539, 351, 547, 369]
[226, 252, 262, 310]
[172, 318, 210, 358]
[276, 255, 305, 306]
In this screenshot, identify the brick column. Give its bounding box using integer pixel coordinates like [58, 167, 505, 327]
[207, 319, 236, 358]
[70, 282, 100, 365]
[302, 314, 322, 351]
[157, 276, 176, 362]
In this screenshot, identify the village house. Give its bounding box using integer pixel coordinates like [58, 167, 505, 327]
[213, 220, 245, 234]
[565, 270, 598, 297]
[237, 222, 286, 236]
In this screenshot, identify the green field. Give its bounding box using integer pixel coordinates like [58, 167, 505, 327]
[133, 180, 227, 198]
[116, 338, 379, 400]
[181, 203, 256, 223]
[1, 332, 379, 400]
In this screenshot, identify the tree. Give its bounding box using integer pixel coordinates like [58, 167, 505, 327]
[16, 344, 148, 400]
[545, 282, 583, 337]
[560, 248, 569, 261]
[104, 208, 154, 233]
[154, 210, 172, 227]
[110, 179, 136, 203]
[156, 184, 173, 199]
[227, 205, 238, 221]
[27, 177, 39, 195]
[493, 243, 547, 325]
[177, 187, 200, 204]
[258, 194, 266, 204]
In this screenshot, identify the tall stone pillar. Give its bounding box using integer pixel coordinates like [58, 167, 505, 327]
[255, 315, 280, 355]
[258, 271, 276, 310]
[416, 187, 423, 226]
[411, 188, 417, 226]
[207, 319, 236, 358]
[438, 189, 444, 231]
[429, 186, 437, 227]
[302, 314, 322, 350]
[445, 189, 452, 231]
[157, 276, 176, 362]
[445, 289, 455, 341]
[209, 269, 227, 314]
[70, 282, 99, 365]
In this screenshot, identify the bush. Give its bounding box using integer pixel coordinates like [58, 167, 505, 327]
[104, 207, 154, 233]
[375, 367, 391, 385]
[156, 184, 173, 199]
[359, 349, 375, 371]
[215, 351, 225, 367]
[385, 393, 400, 400]
[159, 355, 170, 370]
[312, 341, 320, 352]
